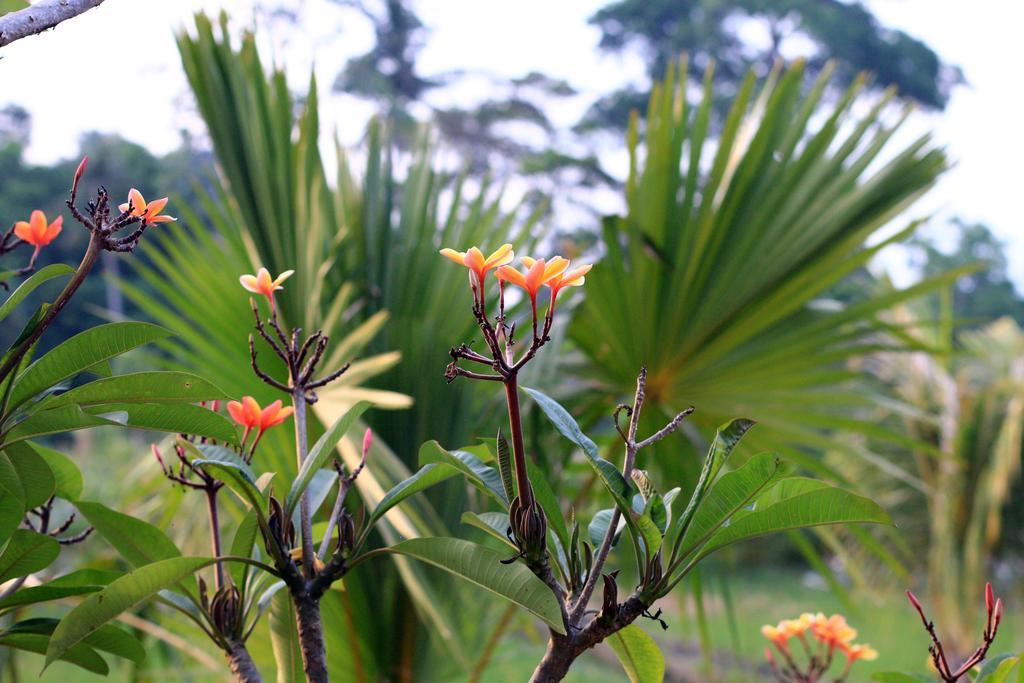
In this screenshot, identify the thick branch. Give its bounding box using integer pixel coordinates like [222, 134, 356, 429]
[0, 0, 107, 48]
[225, 640, 263, 683]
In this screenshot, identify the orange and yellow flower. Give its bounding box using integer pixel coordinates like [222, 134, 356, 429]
[440, 244, 514, 286]
[810, 613, 857, 647]
[496, 256, 568, 302]
[119, 188, 175, 224]
[840, 643, 878, 662]
[227, 396, 294, 435]
[545, 259, 592, 299]
[240, 267, 295, 310]
[14, 210, 62, 249]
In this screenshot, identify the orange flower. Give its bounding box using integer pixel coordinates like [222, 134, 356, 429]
[440, 244, 514, 286]
[14, 210, 62, 248]
[545, 259, 592, 301]
[240, 267, 295, 310]
[496, 256, 568, 302]
[119, 188, 175, 224]
[841, 643, 878, 662]
[227, 396, 294, 434]
[810, 613, 857, 647]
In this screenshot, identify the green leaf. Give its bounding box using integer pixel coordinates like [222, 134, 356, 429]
[528, 462, 571, 559]
[390, 537, 565, 633]
[228, 509, 260, 589]
[419, 440, 507, 506]
[607, 624, 666, 683]
[35, 371, 226, 411]
[5, 618, 145, 664]
[190, 444, 267, 516]
[285, 400, 370, 516]
[84, 403, 239, 444]
[0, 568, 120, 612]
[364, 463, 457, 531]
[8, 322, 172, 410]
[1, 405, 126, 446]
[977, 654, 1021, 683]
[27, 442, 82, 499]
[0, 264, 73, 323]
[0, 631, 109, 675]
[698, 486, 893, 559]
[0, 443, 54, 507]
[676, 452, 785, 559]
[460, 511, 515, 549]
[496, 429, 516, 502]
[589, 508, 624, 548]
[0, 529, 59, 583]
[522, 386, 599, 459]
[45, 556, 216, 670]
[672, 419, 756, 549]
[269, 588, 304, 683]
[75, 501, 180, 568]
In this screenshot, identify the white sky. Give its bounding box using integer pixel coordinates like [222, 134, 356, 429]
[1, 0, 1021, 285]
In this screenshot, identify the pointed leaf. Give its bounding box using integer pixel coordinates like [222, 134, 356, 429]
[0, 264, 74, 323]
[607, 624, 665, 683]
[0, 529, 59, 583]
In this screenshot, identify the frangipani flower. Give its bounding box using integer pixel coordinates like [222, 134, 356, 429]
[14, 210, 62, 249]
[810, 613, 857, 647]
[496, 256, 568, 302]
[841, 643, 878, 662]
[119, 188, 175, 224]
[227, 396, 294, 436]
[533, 257, 592, 302]
[440, 244, 514, 286]
[240, 267, 295, 310]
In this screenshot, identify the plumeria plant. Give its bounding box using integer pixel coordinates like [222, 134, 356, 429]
[407, 243, 896, 682]
[40, 263, 472, 682]
[0, 160, 244, 675]
[761, 612, 877, 682]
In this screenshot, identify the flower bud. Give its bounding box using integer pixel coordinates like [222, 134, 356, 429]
[600, 571, 620, 624]
[336, 508, 356, 557]
[210, 585, 243, 637]
[510, 495, 548, 561]
[266, 495, 295, 558]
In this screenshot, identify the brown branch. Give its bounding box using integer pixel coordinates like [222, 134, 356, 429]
[0, 0, 108, 48]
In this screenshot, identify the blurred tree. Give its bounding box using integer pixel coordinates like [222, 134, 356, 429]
[581, 0, 963, 131]
[910, 220, 1024, 328]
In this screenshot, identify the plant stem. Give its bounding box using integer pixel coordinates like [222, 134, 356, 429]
[503, 374, 534, 508]
[205, 487, 224, 590]
[294, 594, 329, 682]
[0, 233, 100, 385]
[225, 639, 263, 682]
[292, 391, 315, 578]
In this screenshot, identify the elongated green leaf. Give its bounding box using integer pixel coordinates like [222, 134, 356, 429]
[269, 588, 303, 683]
[0, 568, 120, 612]
[8, 322, 172, 409]
[977, 654, 1021, 683]
[589, 508, 624, 548]
[419, 440, 507, 506]
[607, 624, 665, 683]
[1, 405, 126, 446]
[193, 456, 266, 515]
[35, 371, 226, 411]
[6, 618, 145, 664]
[496, 430, 515, 502]
[365, 463, 457, 530]
[460, 511, 515, 549]
[285, 400, 370, 516]
[0, 263, 73, 323]
[26, 442, 82, 499]
[75, 501, 180, 567]
[0, 443, 54, 507]
[0, 529, 59, 582]
[45, 556, 216, 669]
[228, 509, 259, 589]
[672, 419, 756, 548]
[698, 487, 892, 559]
[390, 537, 565, 633]
[0, 632, 109, 675]
[676, 452, 784, 558]
[84, 403, 239, 444]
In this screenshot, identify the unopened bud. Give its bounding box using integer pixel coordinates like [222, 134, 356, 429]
[73, 156, 88, 193]
[994, 598, 1003, 627]
[510, 496, 547, 560]
[266, 496, 295, 557]
[209, 585, 242, 637]
[600, 571, 619, 624]
[985, 582, 995, 613]
[362, 428, 373, 458]
[337, 508, 356, 556]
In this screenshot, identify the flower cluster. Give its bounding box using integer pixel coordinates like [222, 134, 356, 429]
[762, 612, 876, 682]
